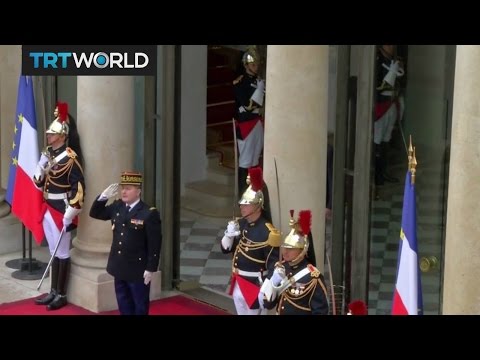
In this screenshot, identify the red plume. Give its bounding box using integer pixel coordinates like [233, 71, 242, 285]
[297, 210, 311, 236]
[57, 102, 69, 123]
[348, 300, 367, 315]
[248, 167, 263, 192]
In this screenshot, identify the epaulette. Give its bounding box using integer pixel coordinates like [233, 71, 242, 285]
[233, 75, 243, 85]
[265, 223, 282, 247]
[66, 147, 77, 159]
[307, 264, 321, 278]
[149, 207, 157, 211]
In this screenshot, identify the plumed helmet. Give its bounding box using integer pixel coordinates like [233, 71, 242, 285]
[238, 167, 264, 207]
[347, 300, 368, 315]
[282, 210, 311, 250]
[46, 102, 69, 136]
[242, 46, 260, 66]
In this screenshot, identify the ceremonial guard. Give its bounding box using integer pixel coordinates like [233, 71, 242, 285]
[89, 171, 162, 315]
[374, 45, 405, 186]
[233, 46, 266, 197]
[221, 167, 281, 315]
[261, 210, 329, 315]
[33, 102, 85, 310]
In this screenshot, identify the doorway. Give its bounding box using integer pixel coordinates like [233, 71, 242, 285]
[332, 45, 454, 315]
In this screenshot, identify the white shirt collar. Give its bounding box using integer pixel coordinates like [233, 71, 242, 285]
[126, 199, 140, 211]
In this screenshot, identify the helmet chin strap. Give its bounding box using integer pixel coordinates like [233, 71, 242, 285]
[240, 203, 262, 221]
[288, 246, 308, 266]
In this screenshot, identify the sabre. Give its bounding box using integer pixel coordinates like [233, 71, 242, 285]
[37, 226, 66, 291]
[325, 251, 336, 315]
[274, 158, 283, 261]
[274, 158, 282, 231]
[232, 118, 239, 219]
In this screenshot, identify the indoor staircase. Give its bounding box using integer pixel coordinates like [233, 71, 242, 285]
[206, 45, 240, 170]
[181, 151, 239, 221]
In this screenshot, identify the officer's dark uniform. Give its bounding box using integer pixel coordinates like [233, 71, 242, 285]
[89, 197, 162, 315]
[273, 258, 329, 315]
[222, 216, 280, 310]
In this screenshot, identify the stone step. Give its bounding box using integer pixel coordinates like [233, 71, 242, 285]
[181, 196, 239, 219]
[207, 165, 234, 186]
[184, 180, 234, 210]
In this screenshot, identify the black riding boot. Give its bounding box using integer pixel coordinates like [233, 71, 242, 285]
[47, 258, 70, 311]
[374, 144, 384, 186]
[35, 257, 59, 305]
[381, 142, 399, 183]
[238, 167, 249, 199]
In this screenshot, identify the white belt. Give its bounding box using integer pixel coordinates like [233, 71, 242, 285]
[44, 192, 70, 200]
[235, 269, 268, 278]
[273, 267, 311, 294]
[380, 90, 395, 96]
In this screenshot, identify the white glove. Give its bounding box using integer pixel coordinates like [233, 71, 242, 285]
[34, 153, 51, 180]
[62, 217, 72, 227]
[62, 205, 81, 228]
[258, 291, 265, 309]
[221, 235, 234, 250]
[256, 79, 265, 93]
[250, 79, 265, 106]
[382, 60, 404, 87]
[271, 267, 286, 286]
[225, 220, 240, 237]
[38, 153, 49, 168]
[100, 183, 119, 200]
[143, 270, 153, 285]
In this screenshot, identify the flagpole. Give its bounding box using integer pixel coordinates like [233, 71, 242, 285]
[11, 229, 48, 281]
[4, 224, 27, 269]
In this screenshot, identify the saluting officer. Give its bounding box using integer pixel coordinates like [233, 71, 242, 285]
[220, 167, 281, 315]
[33, 102, 85, 311]
[89, 171, 162, 315]
[262, 210, 330, 315]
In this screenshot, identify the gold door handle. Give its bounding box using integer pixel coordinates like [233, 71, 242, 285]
[420, 256, 439, 273]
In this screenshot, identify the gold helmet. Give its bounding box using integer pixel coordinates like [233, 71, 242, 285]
[46, 102, 69, 136]
[238, 167, 264, 208]
[242, 46, 260, 66]
[282, 210, 312, 251]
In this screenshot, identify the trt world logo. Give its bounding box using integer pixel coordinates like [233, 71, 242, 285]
[22, 45, 157, 76]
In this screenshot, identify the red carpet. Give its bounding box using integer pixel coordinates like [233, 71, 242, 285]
[0, 294, 230, 315]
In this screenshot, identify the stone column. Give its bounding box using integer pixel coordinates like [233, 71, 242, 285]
[0, 46, 24, 253]
[69, 76, 160, 312]
[442, 46, 480, 314]
[263, 46, 329, 271]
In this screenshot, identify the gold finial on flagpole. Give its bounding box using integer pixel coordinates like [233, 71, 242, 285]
[411, 146, 417, 185]
[408, 135, 413, 169]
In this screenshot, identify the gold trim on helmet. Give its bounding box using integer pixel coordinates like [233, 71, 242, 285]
[242, 46, 260, 65]
[46, 119, 69, 136]
[238, 185, 264, 207]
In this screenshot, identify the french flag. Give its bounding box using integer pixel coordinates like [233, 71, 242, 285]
[5, 76, 45, 244]
[392, 170, 423, 315]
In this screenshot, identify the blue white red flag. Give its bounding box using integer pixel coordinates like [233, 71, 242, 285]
[392, 170, 423, 315]
[6, 76, 45, 244]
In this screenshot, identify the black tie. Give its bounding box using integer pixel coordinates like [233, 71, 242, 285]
[122, 204, 130, 217]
